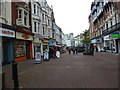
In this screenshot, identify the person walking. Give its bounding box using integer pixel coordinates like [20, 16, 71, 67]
[96, 46, 98, 52]
[90, 44, 94, 55]
[72, 48, 75, 54]
[68, 47, 71, 54]
[53, 47, 57, 59]
[75, 47, 78, 54]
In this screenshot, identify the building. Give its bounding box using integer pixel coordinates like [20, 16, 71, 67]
[31, 1, 44, 58]
[11, 1, 34, 62]
[74, 35, 80, 47]
[0, 0, 15, 64]
[89, 1, 120, 53]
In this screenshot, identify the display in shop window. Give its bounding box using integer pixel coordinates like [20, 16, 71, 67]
[14, 41, 26, 58]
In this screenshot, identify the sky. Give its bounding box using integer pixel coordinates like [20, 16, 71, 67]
[47, 0, 94, 36]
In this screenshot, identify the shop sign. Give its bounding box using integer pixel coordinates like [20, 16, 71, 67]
[42, 40, 48, 45]
[104, 35, 112, 40]
[0, 27, 15, 37]
[48, 42, 53, 46]
[111, 32, 120, 39]
[16, 32, 33, 41]
[91, 39, 97, 43]
[16, 18, 24, 26]
[96, 38, 102, 43]
[33, 38, 40, 43]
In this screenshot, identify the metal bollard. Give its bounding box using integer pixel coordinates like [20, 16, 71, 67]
[12, 61, 19, 89]
[2, 72, 5, 89]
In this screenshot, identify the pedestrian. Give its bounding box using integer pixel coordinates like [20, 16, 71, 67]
[53, 47, 57, 59]
[49, 47, 53, 59]
[72, 48, 75, 54]
[56, 49, 60, 58]
[90, 44, 94, 55]
[68, 47, 71, 54]
[75, 47, 78, 54]
[96, 46, 98, 52]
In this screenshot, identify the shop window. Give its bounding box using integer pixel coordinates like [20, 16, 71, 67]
[14, 41, 26, 58]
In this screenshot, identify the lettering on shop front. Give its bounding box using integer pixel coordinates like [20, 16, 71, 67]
[2, 30, 14, 35]
[22, 34, 30, 39]
[0, 28, 15, 37]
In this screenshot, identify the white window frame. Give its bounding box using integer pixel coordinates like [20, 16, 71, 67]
[18, 8, 29, 27]
[33, 4, 36, 14]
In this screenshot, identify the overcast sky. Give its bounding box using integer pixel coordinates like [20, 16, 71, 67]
[47, 0, 94, 36]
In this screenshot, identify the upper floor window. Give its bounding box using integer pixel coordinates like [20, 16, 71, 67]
[18, 8, 29, 27]
[34, 22, 37, 32]
[42, 13, 44, 21]
[38, 23, 40, 33]
[34, 4, 36, 14]
[18, 9, 22, 18]
[37, 6, 39, 16]
[24, 11, 28, 26]
[43, 27, 45, 35]
[48, 19, 50, 26]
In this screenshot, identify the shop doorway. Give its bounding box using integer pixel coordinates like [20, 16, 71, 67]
[2, 37, 14, 65]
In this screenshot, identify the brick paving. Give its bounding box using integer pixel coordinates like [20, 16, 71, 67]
[2, 52, 119, 88]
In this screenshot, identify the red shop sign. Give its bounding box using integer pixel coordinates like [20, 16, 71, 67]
[22, 34, 30, 39]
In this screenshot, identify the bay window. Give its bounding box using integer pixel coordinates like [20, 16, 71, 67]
[18, 8, 29, 27]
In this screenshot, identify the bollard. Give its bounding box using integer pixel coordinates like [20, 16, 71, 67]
[2, 72, 5, 89]
[12, 61, 19, 89]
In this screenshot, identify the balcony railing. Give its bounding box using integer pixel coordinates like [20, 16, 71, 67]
[102, 22, 120, 36]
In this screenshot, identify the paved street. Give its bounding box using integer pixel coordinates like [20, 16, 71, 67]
[3, 52, 119, 88]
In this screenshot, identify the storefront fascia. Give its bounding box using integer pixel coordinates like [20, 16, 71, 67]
[42, 40, 49, 52]
[15, 31, 33, 62]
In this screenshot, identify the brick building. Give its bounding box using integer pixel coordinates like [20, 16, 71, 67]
[89, 1, 120, 53]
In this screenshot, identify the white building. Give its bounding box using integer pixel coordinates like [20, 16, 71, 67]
[31, 1, 44, 58]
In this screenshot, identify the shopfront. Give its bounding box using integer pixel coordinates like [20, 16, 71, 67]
[111, 31, 120, 53]
[15, 32, 33, 62]
[33, 38, 42, 58]
[0, 27, 15, 64]
[42, 40, 49, 52]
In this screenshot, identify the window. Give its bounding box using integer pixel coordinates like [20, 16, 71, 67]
[42, 13, 44, 21]
[34, 22, 37, 32]
[18, 9, 22, 18]
[43, 27, 45, 35]
[48, 19, 50, 26]
[34, 4, 36, 14]
[18, 8, 29, 27]
[38, 23, 40, 33]
[14, 40, 26, 58]
[37, 6, 39, 15]
[24, 11, 28, 26]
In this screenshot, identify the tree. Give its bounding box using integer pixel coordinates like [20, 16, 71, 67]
[81, 30, 91, 44]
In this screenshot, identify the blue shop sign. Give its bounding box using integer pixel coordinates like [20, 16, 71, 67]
[48, 42, 53, 46]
